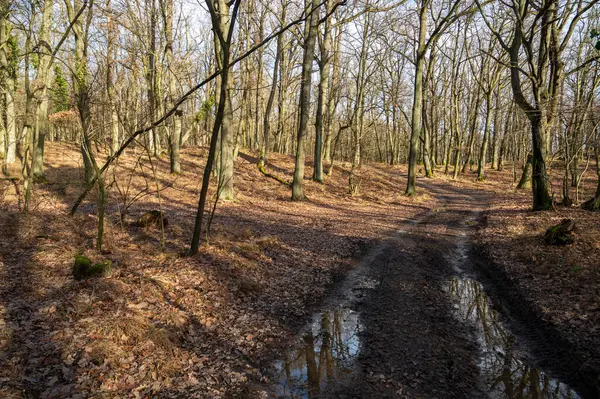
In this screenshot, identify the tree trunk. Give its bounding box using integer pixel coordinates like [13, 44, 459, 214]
[68, 0, 106, 249]
[212, 0, 235, 200]
[252, 8, 266, 152]
[477, 91, 493, 181]
[517, 153, 532, 190]
[422, 97, 433, 177]
[506, 2, 554, 210]
[189, 0, 238, 254]
[4, 79, 15, 166]
[422, 37, 438, 178]
[146, 0, 159, 157]
[31, 0, 53, 182]
[313, 0, 332, 183]
[406, 5, 427, 196]
[461, 87, 482, 175]
[162, 0, 182, 174]
[583, 135, 600, 210]
[452, 126, 461, 180]
[0, 11, 16, 171]
[170, 110, 182, 174]
[491, 100, 500, 170]
[291, 0, 319, 200]
[106, 0, 120, 155]
[323, 25, 342, 164]
[530, 115, 553, 209]
[260, 3, 286, 169]
[348, 8, 370, 194]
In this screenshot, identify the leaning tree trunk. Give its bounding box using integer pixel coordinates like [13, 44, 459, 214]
[189, 0, 238, 255]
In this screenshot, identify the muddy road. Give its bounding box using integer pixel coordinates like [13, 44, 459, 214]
[266, 180, 588, 399]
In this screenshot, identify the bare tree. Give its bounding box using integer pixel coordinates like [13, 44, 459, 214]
[291, 0, 321, 200]
[478, 0, 599, 210]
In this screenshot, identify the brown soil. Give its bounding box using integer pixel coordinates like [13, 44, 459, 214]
[321, 181, 490, 399]
[0, 144, 598, 398]
[0, 144, 429, 398]
[473, 168, 600, 397]
[284, 175, 599, 399]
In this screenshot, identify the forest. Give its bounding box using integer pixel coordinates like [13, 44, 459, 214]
[0, 0, 600, 398]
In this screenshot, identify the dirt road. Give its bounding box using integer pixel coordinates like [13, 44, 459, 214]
[268, 180, 587, 399]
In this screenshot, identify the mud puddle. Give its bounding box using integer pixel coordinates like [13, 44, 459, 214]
[270, 308, 362, 398]
[269, 190, 582, 398]
[449, 215, 580, 398]
[269, 257, 379, 398]
[447, 276, 580, 398]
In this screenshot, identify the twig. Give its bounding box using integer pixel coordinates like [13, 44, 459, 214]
[70, 0, 339, 216]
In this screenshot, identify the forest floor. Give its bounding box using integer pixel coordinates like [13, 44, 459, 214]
[0, 143, 598, 398]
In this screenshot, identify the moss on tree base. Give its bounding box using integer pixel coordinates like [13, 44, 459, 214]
[544, 219, 575, 245]
[73, 255, 112, 280]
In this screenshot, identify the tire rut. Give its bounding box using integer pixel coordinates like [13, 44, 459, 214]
[267, 180, 585, 399]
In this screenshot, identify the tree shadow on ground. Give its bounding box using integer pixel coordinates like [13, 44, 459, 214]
[0, 161, 386, 398]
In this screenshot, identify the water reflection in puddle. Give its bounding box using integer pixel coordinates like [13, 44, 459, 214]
[448, 277, 580, 399]
[271, 308, 362, 398]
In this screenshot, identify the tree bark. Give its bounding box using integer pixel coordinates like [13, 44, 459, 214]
[323, 24, 342, 164]
[0, 8, 16, 171]
[189, 0, 239, 254]
[477, 90, 493, 181]
[313, 1, 332, 183]
[517, 152, 532, 190]
[291, 0, 319, 200]
[583, 131, 600, 210]
[348, 7, 370, 194]
[214, 0, 235, 200]
[162, 0, 182, 174]
[506, 0, 553, 210]
[31, 0, 53, 182]
[260, 2, 286, 169]
[107, 0, 120, 155]
[406, 4, 427, 196]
